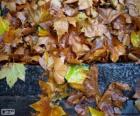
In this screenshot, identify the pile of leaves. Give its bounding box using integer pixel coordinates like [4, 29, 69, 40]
[0, 0, 139, 64]
[0, 0, 139, 115]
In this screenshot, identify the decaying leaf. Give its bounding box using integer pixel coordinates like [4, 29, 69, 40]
[0, 63, 26, 88]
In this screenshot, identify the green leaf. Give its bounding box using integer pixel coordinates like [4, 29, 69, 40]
[65, 64, 89, 84]
[0, 17, 9, 35]
[0, 63, 26, 88]
[88, 107, 104, 116]
[131, 31, 140, 47]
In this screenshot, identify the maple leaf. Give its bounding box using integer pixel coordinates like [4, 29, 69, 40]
[31, 96, 66, 116]
[0, 63, 26, 88]
[78, 0, 93, 10]
[54, 18, 69, 40]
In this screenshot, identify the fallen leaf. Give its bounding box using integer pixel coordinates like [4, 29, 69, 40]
[39, 80, 55, 98]
[54, 18, 69, 40]
[0, 17, 9, 35]
[53, 57, 68, 84]
[88, 107, 104, 116]
[0, 63, 26, 88]
[83, 65, 100, 102]
[78, 0, 93, 10]
[39, 52, 54, 70]
[50, 0, 62, 11]
[97, 82, 130, 115]
[65, 64, 89, 85]
[31, 96, 66, 116]
[38, 27, 49, 37]
[131, 31, 140, 48]
[135, 99, 140, 111]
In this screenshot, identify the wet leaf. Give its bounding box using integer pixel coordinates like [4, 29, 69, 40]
[0, 63, 26, 88]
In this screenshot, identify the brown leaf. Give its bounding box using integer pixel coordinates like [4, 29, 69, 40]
[68, 32, 90, 57]
[82, 22, 111, 39]
[53, 57, 68, 84]
[54, 18, 69, 40]
[98, 8, 121, 24]
[31, 96, 66, 116]
[39, 80, 55, 98]
[83, 65, 100, 102]
[97, 82, 130, 115]
[78, 0, 93, 10]
[108, 38, 126, 62]
[0, 55, 9, 62]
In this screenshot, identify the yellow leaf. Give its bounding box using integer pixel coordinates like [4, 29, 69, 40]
[88, 107, 104, 116]
[131, 31, 140, 47]
[0, 63, 26, 88]
[31, 97, 66, 116]
[38, 27, 49, 37]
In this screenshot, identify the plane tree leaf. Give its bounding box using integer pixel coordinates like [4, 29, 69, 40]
[0, 63, 26, 88]
[65, 64, 89, 84]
